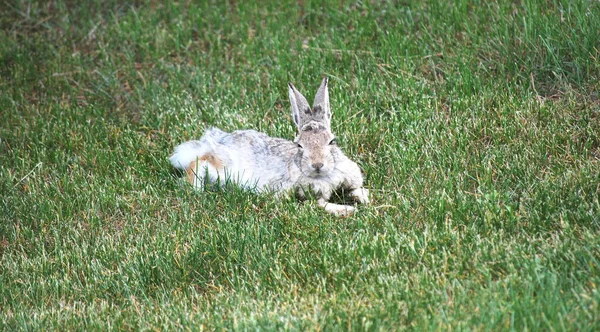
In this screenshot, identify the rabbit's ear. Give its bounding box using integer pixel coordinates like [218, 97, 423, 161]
[288, 82, 311, 128]
[312, 77, 331, 125]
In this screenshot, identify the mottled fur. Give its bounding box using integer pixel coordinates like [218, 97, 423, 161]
[170, 78, 369, 215]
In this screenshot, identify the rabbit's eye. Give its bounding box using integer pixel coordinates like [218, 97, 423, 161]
[329, 138, 337, 145]
[296, 143, 303, 149]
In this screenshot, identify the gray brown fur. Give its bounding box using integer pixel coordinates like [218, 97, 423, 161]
[170, 77, 370, 216]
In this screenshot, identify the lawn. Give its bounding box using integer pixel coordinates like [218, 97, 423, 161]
[1, 0, 599, 330]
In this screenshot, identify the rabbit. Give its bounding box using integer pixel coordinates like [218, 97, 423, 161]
[169, 77, 369, 216]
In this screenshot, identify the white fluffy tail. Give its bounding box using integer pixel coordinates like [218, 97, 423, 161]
[169, 140, 205, 170]
[169, 128, 226, 170]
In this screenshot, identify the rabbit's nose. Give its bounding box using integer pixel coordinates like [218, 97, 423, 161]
[312, 162, 324, 171]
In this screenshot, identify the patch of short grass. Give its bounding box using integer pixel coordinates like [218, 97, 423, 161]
[1, 0, 599, 330]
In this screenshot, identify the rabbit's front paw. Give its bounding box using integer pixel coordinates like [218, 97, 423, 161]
[318, 199, 356, 216]
[350, 188, 370, 205]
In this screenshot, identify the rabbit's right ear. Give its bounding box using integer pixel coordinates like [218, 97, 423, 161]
[288, 82, 311, 128]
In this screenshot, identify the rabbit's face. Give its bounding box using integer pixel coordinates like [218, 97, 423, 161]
[295, 122, 337, 178]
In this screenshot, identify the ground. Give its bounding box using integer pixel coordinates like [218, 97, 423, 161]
[1, 0, 599, 330]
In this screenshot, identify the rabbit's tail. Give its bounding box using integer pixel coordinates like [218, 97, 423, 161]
[169, 127, 226, 170]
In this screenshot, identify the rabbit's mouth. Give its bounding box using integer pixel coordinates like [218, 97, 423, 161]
[306, 170, 329, 179]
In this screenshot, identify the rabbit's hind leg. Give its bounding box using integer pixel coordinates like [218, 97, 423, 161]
[186, 153, 224, 189]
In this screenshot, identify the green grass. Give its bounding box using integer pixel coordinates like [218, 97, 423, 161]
[1, 0, 599, 330]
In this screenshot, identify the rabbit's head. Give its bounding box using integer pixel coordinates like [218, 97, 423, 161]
[288, 78, 339, 178]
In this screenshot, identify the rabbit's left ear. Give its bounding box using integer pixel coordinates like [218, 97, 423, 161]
[289, 82, 311, 128]
[312, 77, 331, 126]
